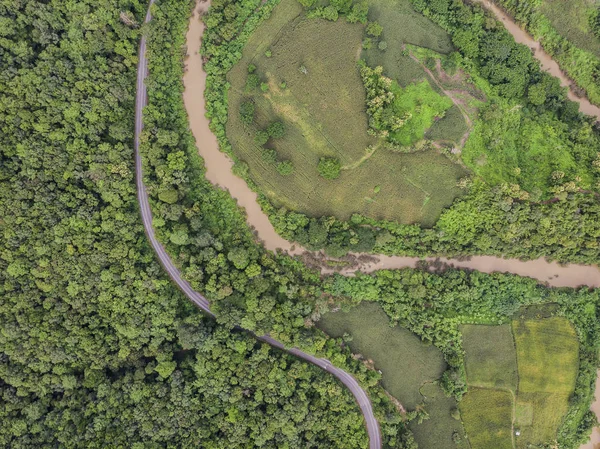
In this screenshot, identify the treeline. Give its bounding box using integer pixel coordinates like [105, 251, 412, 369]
[494, 0, 600, 107]
[323, 267, 600, 447]
[0, 0, 411, 447]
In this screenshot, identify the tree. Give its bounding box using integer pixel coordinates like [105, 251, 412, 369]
[318, 157, 342, 179]
[254, 130, 270, 145]
[366, 22, 383, 37]
[277, 161, 294, 175]
[267, 121, 285, 138]
[240, 101, 255, 124]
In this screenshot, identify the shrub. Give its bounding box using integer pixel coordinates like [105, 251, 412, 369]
[260, 82, 269, 92]
[277, 161, 294, 175]
[378, 41, 387, 51]
[246, 73, 260, 90]
[318, 157, 341, 179]
[366, 21, 383, 37]
[239, 101, 255, 124]
[261, 148, 278, 164]
[247, 64, 256, 73]
[267, 121, 285, 138]
[264, 49, 272, 57]
[254, 130, 270, 146]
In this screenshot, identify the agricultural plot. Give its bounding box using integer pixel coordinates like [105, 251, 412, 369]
[512, 317, 579, 447]
[317, 302, 445, 409]
[460, 388, 514, 449]
[459, 316, 579, 449]
[226, 0, 469, 226]
[409, 382, 469, 449]
[462, 324, 518, 390]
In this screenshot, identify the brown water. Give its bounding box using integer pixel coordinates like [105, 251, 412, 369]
[473, 0, 600, 121]
[183, 1, 600, 443]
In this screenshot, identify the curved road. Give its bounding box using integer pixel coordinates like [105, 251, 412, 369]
[134, 2, 381, 449]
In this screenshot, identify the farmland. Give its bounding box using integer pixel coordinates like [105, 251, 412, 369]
[226, 0, 469, 226]
[317, 302, 445, 409]
[458, 315, 580, 449]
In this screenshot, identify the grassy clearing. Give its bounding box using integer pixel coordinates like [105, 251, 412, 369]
[460, 388, 514, 449]
[540, 0, 600, 58]
[226, 0, 468, 226]
[409, 382, 469, 449]
[513, 317, 579, 447]
[426, 105, 468, 145]
[317, 302, 445, 409]
[462, 324, 518, 391]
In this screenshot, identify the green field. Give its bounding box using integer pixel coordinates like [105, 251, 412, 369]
[409, 382, 469, 449]
[540, 0, 600, 58]
[317, 302, 445, 409]
[460, 388, 514, 449]
[462, 324, 518, 390]
[512, 317, 579, 447]
[226, 0, 469, 226]
[459, 317, 579, 449]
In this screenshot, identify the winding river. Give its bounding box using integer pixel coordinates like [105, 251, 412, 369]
[182, 1, 600, 446]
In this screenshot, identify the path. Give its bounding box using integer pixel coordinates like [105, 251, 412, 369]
[136, 2, 381, 448]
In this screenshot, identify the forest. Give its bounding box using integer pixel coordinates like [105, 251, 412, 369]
[1, 0, 600, 447]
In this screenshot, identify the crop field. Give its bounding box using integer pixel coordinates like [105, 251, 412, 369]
[226, 0, 469, 226]
[460, 388, 514, 449]
[317, 302, 445, 409]
[512, 317, 579, 447]
[540, 0, 600, 57]
[462, 324, 518, 390]
[409, 382, 469, 449]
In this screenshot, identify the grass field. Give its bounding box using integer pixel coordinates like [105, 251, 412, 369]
[409, 382, 469, 449]
[512, 317, 579, 447]
[540, 0, 600, 58]
[460, 388, 514, 449]
[462, 324, 518, 391]
[317, 302, 445, 409]
[226, 0, 469, 226]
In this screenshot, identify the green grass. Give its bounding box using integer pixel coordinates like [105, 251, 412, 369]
[317, 302, 445, 409]
[460, 388, 514, 449]
[461, 101, 594, 197]
[462, 324, 518, 391]
[226, 0, 468, 226]
[540, 0, 600, 58]
[512, 317, 579, 447]
[388, 81, 453, 146]
[409, 382, 469, 449]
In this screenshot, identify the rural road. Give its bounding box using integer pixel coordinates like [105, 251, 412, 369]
[134, 2, 382, 449]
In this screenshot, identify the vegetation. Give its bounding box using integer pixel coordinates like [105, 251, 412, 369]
[318, 157, 342, 180]
[317, 302, 445, 409]
[225, 0, 467, 226]
[513, 316, 579, 446]
[460, 388, 514, 449]
[462, 325, 518, 391]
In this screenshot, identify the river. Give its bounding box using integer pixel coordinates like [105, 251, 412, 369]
[181, 1, 600, 446]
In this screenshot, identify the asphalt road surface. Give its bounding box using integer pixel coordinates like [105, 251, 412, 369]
[133, 2, 381, 448]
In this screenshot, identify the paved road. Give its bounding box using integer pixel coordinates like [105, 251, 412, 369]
[134, 3, 381, 448]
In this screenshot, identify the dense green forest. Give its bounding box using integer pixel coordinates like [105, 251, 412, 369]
[0, 0, 406, 447]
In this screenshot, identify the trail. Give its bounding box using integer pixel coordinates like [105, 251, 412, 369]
[136, 2, 381, 448]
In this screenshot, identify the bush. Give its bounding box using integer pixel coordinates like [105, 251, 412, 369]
[248, 64, 256, 73]
[318, 157, 341, 179]
[277, 161, 294, 175]
[267, 121, 285, 138]
[246, 73, 260, 91]
[254, 130, 270, 146]
[261, 148, 278, 164]
[260, 82, 269, 92]
[239, 101, 255, 124]
[366, 21, 383, 37]
[378, 41, 387, 51]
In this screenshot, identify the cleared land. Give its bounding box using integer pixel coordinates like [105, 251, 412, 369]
[317, 302, 445, 409]
[460, 388, 514, 449]
[226, 0, 468, 226]
[513, 317, 579, 447]
[462, 324, 518, 390]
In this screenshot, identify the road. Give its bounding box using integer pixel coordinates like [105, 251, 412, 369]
[134, 2, 382, 448]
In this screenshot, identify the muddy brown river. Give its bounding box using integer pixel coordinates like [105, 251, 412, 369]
[182, 2, 600, 445]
